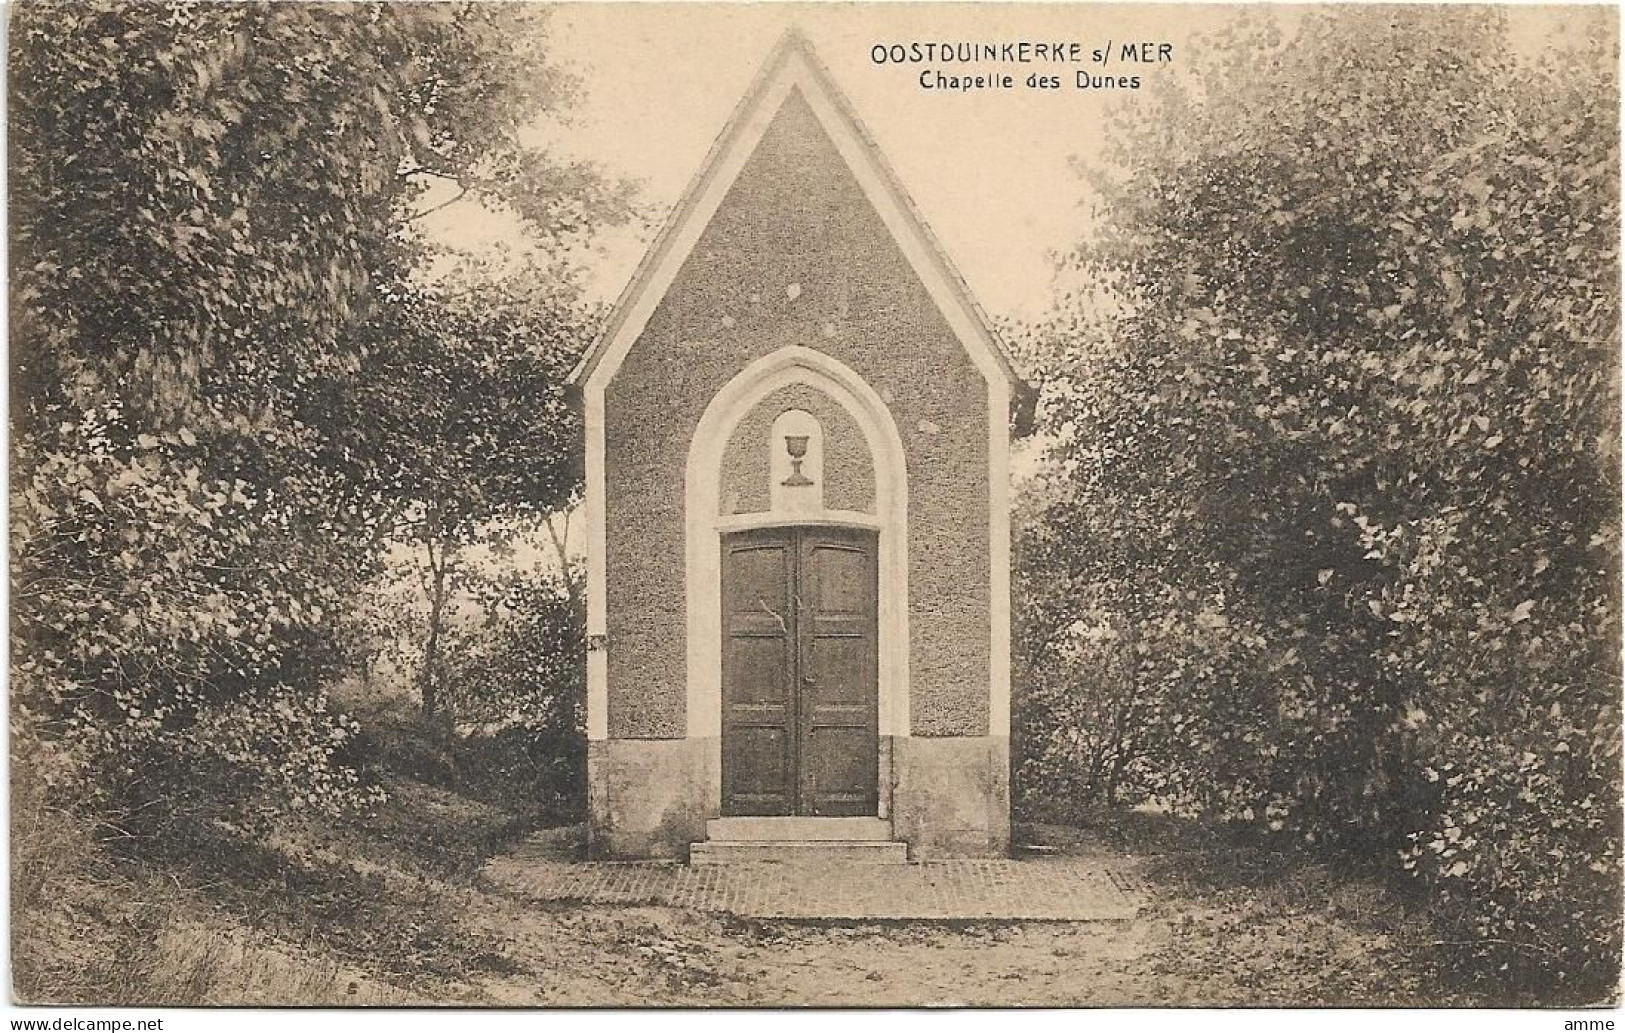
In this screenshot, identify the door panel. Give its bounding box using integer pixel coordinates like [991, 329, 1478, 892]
[798, 530, 879, 817]
[727, 726, 793, 807]
[720, 525, 879, 817]
[805, 637, 871, 703]
[809, 544, 870, 613]
[721, 531, 796, 816]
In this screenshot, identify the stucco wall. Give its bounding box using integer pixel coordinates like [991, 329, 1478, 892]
[719, 382, 875, 516]
[603, 88, 990, 739]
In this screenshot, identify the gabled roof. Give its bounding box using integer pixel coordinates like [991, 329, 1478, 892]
[569, 28, 1026, 398]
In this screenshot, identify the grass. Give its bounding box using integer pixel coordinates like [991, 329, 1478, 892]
[12, 756, 414, 1005]
[10, 686, 561, 1005]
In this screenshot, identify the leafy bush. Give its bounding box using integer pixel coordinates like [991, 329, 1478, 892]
[1019, 8, 1619, 996]
[1399, 692, 1621, 988]
[439, 564, 587, 817]
[11, 410, 382, 838]
[339, 266, 598, 719]
[1011, 601, 1143, 818]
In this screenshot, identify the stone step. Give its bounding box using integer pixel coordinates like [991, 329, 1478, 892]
[707, 816, 892, 842]
[689, 839, 908, 866]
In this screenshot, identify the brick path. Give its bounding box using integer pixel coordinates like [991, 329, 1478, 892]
[482, 852, 1141, 921]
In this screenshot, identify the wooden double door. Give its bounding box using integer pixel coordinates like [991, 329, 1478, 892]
[721, 525, 879, 817]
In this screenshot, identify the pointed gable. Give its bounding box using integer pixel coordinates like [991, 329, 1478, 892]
[570, 30, 1023, 395]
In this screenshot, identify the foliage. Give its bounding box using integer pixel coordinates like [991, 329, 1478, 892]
[10, 407, 379, 834]
[342, 261, 595, 716]
[9, 1, 621, 838]
[439, 561, 587, 816]
[350, 262, 591, 539]
[10, 1, 629, 431]
[1019, 7, 1619, 995]
[348, 522, 587, 816]
[1011, 594, 1144, 817]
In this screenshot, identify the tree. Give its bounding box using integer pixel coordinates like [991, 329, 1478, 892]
[9, 1, 627, 834]
[1022, 8, 1619, 994]
[342, 259, 593, 718]
[10, 2, 631, 431]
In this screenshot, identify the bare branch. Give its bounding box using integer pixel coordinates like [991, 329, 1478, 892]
[410, 185, 471, 222]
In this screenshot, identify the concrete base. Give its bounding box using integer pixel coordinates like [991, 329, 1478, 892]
[890, 735, 1010, 859]
[587, 733, 1009, 860]
[587, 737, 715, 859]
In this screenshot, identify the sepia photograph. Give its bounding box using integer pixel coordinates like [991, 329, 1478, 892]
[7, 0, 1621, 1013]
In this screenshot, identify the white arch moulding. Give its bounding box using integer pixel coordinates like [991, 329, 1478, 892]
[684, 346, 910, 812]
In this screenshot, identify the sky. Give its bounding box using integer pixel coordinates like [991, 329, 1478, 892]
[419, 4, 1242, 320]
[417, 3, 1600, 321]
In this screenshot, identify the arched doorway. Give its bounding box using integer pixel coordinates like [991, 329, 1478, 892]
[686, 346, 908, 817]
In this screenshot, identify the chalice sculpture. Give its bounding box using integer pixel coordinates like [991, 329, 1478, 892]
[782, 434, 814, 487]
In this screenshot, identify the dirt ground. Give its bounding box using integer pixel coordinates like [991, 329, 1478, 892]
[315, 821, 1446, 1008]
[386, 880, 1432, 1007]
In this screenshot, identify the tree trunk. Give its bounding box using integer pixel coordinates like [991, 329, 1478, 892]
[1102, 635, 1137, 807]
[419, 525, 451, 720]
[543, 509, 582, 612]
